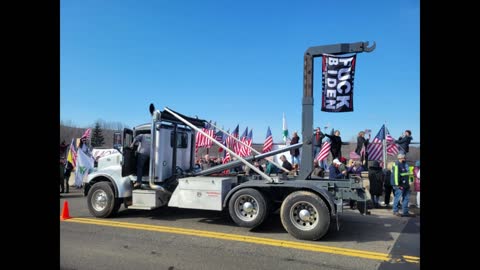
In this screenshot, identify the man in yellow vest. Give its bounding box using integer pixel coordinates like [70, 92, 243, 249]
[390, 153, 415, 217]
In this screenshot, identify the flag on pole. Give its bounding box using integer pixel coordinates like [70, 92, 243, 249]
[227, 124, 239, 150]
[315, 141, 331, 161]
[74, 147, 94, 187]
[222, 151, 231, 174]
[218, 129, 229, 153]
[214, 130, 223, 143]
[238, 127, 248, 157]
[386, 128, 399, 156]
[282, 113, 289, 144]
[263, 127, 273, 153]
[67, 138, 77, 168]
[81, 128, 92, 140]
[244, 129, 253, 156]
[367, 125, 388, 161]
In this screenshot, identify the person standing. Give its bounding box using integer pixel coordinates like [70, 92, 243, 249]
[325, 130, 342, 160]
[61, 161, 73, 193]
[289, 131, 300, 166]
[60, 157, 66, 193]
[383, 162, 394, 208]
[131, 133, 152, 189]
[391, 154, 414, 217]
[395, 130, 413, 155]
[355, 131, 369, 167]
[368, 161, 384, 208]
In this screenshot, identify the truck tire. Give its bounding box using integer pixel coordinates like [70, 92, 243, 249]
[228, 188, 269, 228]
[87, 182, 121, 218]
[280, 191, 330, 240]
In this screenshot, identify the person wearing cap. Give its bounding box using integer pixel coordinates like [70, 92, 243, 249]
[368, 161, 384, 208]
[390, 153, 414, 217]
[328, 159, 346, 179]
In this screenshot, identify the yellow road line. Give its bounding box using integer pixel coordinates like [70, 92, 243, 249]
[63, 217, 419, 263]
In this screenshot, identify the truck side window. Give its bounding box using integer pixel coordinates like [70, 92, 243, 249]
[171, 131, 188, 148]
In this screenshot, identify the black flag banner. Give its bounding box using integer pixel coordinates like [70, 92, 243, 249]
[321, 54, 356, 112]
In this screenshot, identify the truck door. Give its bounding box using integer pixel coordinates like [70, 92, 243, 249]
[121, 128, 136, 177]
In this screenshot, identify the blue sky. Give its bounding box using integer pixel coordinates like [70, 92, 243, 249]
[61, 0, 419, 144]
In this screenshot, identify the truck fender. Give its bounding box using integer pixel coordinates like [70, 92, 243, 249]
[85, 172, 120, 197]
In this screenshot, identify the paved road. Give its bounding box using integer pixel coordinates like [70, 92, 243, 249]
[60, 188, 420, 270]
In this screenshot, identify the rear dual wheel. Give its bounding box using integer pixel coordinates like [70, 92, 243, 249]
[280, 191, 330, 240]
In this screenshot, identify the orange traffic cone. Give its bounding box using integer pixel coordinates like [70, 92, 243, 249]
[60, 200, 71, 220]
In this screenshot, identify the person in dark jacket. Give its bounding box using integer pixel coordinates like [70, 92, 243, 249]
[61, 161, 73, 193]
[280, 155, 293, 171]
[395, 130, 412, 155]
[355, 131, 369, 168]
[368, 161, 384, 208]
[325, 130, 342, 159]
[328, 159, 346, 179]
[289, 132, 300, 165]
[391, 154, 414, 217]
[383, 162, 394, 207]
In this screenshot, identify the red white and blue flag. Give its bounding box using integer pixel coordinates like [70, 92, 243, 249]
[367, 125, 398, 161]
[315, 140, 331, 162]
[81, 128, 92, 140]
[263, 127, 273, 153]
[242, 129, 253, 157]
[238, 127, 248, 157]
[218, 129, 229, 153]
[226, 125, 239, 150]
[195, 121, 215, 151]
[386, 129, 399, 156]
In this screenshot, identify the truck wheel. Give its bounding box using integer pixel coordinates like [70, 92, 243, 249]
[280, 191, 330, 240]
[87, 182, 121, 218]
[228, 188, 268, 228]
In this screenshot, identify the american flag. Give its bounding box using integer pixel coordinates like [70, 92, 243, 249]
[238, 127, 248, 157]
[195, 121, 215, 151]
[81, 128, 92, 140]
[367, 125, 398, 160]
[243, 129, 253, 157]
[386, 129, 399, 156]
[214, 130, 223, 143]
[222, 151, 231, 174]
[218, 129, 229, 153]
[262, 127, 273, 153]
[315, 140, 331, 161]
[226, 125, 239, 150]
[367, 125, 386, 161]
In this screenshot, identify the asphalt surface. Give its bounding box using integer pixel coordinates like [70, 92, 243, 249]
[60, 186, 420, 270]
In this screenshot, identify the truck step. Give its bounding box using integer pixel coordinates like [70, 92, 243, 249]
[127, 205, 160, 210]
